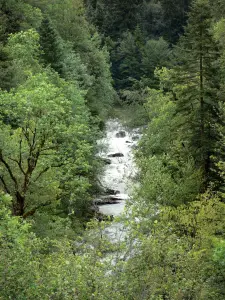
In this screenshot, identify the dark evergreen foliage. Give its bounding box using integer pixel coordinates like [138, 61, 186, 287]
[85, 0, 142, 39]
[39, 17, 64, 75]
[160, 0, 191, 43]
[173, 0, 224, 189]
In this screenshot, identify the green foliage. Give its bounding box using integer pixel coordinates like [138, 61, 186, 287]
[0, 44, 15, 90]
[160, 0, 191, 43]
[85, 0, 190, 44]
[39, 17, 64, 75]
[124, 194, 225, 299]
[6, 29, 41, 76]
[136, 0, 164, 38]
[114, 32, 172, 103]
[84, 0, 191, 98]
[1, 1, 225, 299]
[125, 3, 225, 295]
[61, 41, 94, 89]
[111, 100, 149, 127]
[0, 28, 100, 223]
[85, 0, 142, 39]
[134, 88, 202, 208]
[33, 0, 116, 119]
[0, 1, 42, 90]
[114, 29, 143, 91]
[0, 0, 42, 42]
[141, 38, 171, 87]
[0, 194, 128, 299]
[157, 0, 224, 189]
[213, 239, 225, 267]
[0, 71, 93, 218]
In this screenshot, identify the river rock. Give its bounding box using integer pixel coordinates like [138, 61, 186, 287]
[116, 131, 126, 138]
[94, 195, 121, 205]
[95, 213, 114, 222]
[102, 158, 112, 165]
[108, 153, 124, 158]
[105, 188, 120, 195]
[132, 135, 140, 141]
[89, 205, 99, 213]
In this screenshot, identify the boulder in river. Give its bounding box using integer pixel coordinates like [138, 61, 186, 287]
[116, 131, 126, 138]
[105, 188, 120, 195]
[89, 205, 99, 213]
[132, 135, 140, 141]
[102, 158, 112, 165]
[108, 153, 124, 158]
[94, 195, 121, 205]
[95, 213, 114, 222]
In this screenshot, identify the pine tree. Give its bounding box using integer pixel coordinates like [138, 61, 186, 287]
[160, 0, 191, 43]
[0, 45, 14, 90]
[112, 26, 145, 92]
[141, 37, 171, 88]
[136, 0, 164, 38]
[39, 17, 64, 75]
[84, 0, 142, 39]
[171, 0, 223, 189]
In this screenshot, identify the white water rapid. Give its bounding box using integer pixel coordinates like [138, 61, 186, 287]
[96, 119, 140, 217]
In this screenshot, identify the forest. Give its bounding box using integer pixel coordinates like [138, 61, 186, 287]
[0, 0, 225, 299]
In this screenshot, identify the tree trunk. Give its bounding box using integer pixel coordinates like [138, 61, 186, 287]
[15, 191, 25, 216]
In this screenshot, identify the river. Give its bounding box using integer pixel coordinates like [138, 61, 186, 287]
[95, 119, 141, 241]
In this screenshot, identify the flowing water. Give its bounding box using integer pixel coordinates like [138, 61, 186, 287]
[97, 119, 140, 216]
[96, 119, 141, 241]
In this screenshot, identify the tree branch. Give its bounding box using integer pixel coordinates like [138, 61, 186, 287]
[34, 166, 50, 182]
[0, 149, 18, 190]
[22, 126, 31, 148]
[19, 138, 22, 167]
[34, 163, 67, 182]
[0, 176, 10, 194]
[8, 157, 26, 175]
[22, 201, 52, 219]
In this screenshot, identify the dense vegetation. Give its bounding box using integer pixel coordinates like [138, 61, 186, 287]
[0, 0, 225, 299]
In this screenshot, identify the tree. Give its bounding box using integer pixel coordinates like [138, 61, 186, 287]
[160, 0, 191, 43]
[0, 29, 96, 218]
[134, 88, 202, 207]
[0, 73, 84, 217]
[0, 0, 42, 42]
[39, 17, 64, 75]
[124, 192, 225, 299]
[141, 37, 171, 88]
[84, 0, 142, 39]
[0, 45, 15, 90]
[162, 0, 223, 190]
[36, 0, 116, 119]
[0, 1, 42, 90]
[114, 29, 143, 91]
[136, 0, 164, 38]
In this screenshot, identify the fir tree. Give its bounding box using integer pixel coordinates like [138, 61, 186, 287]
[160, 0, 191, 43]
[171, 0, 223, 189]
[39, 17, 64, 75]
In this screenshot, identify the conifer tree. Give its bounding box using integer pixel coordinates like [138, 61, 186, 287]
[0, 46, 14, 90]
[84, 0, 142, 39]
[141, 37, 171, 88]
[160, 0, 191, 43]
[39, 17, 64, 75]
[170, 0, 223, 189]
[136, 0, 164, 38]
[115, 29, 143, 90]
